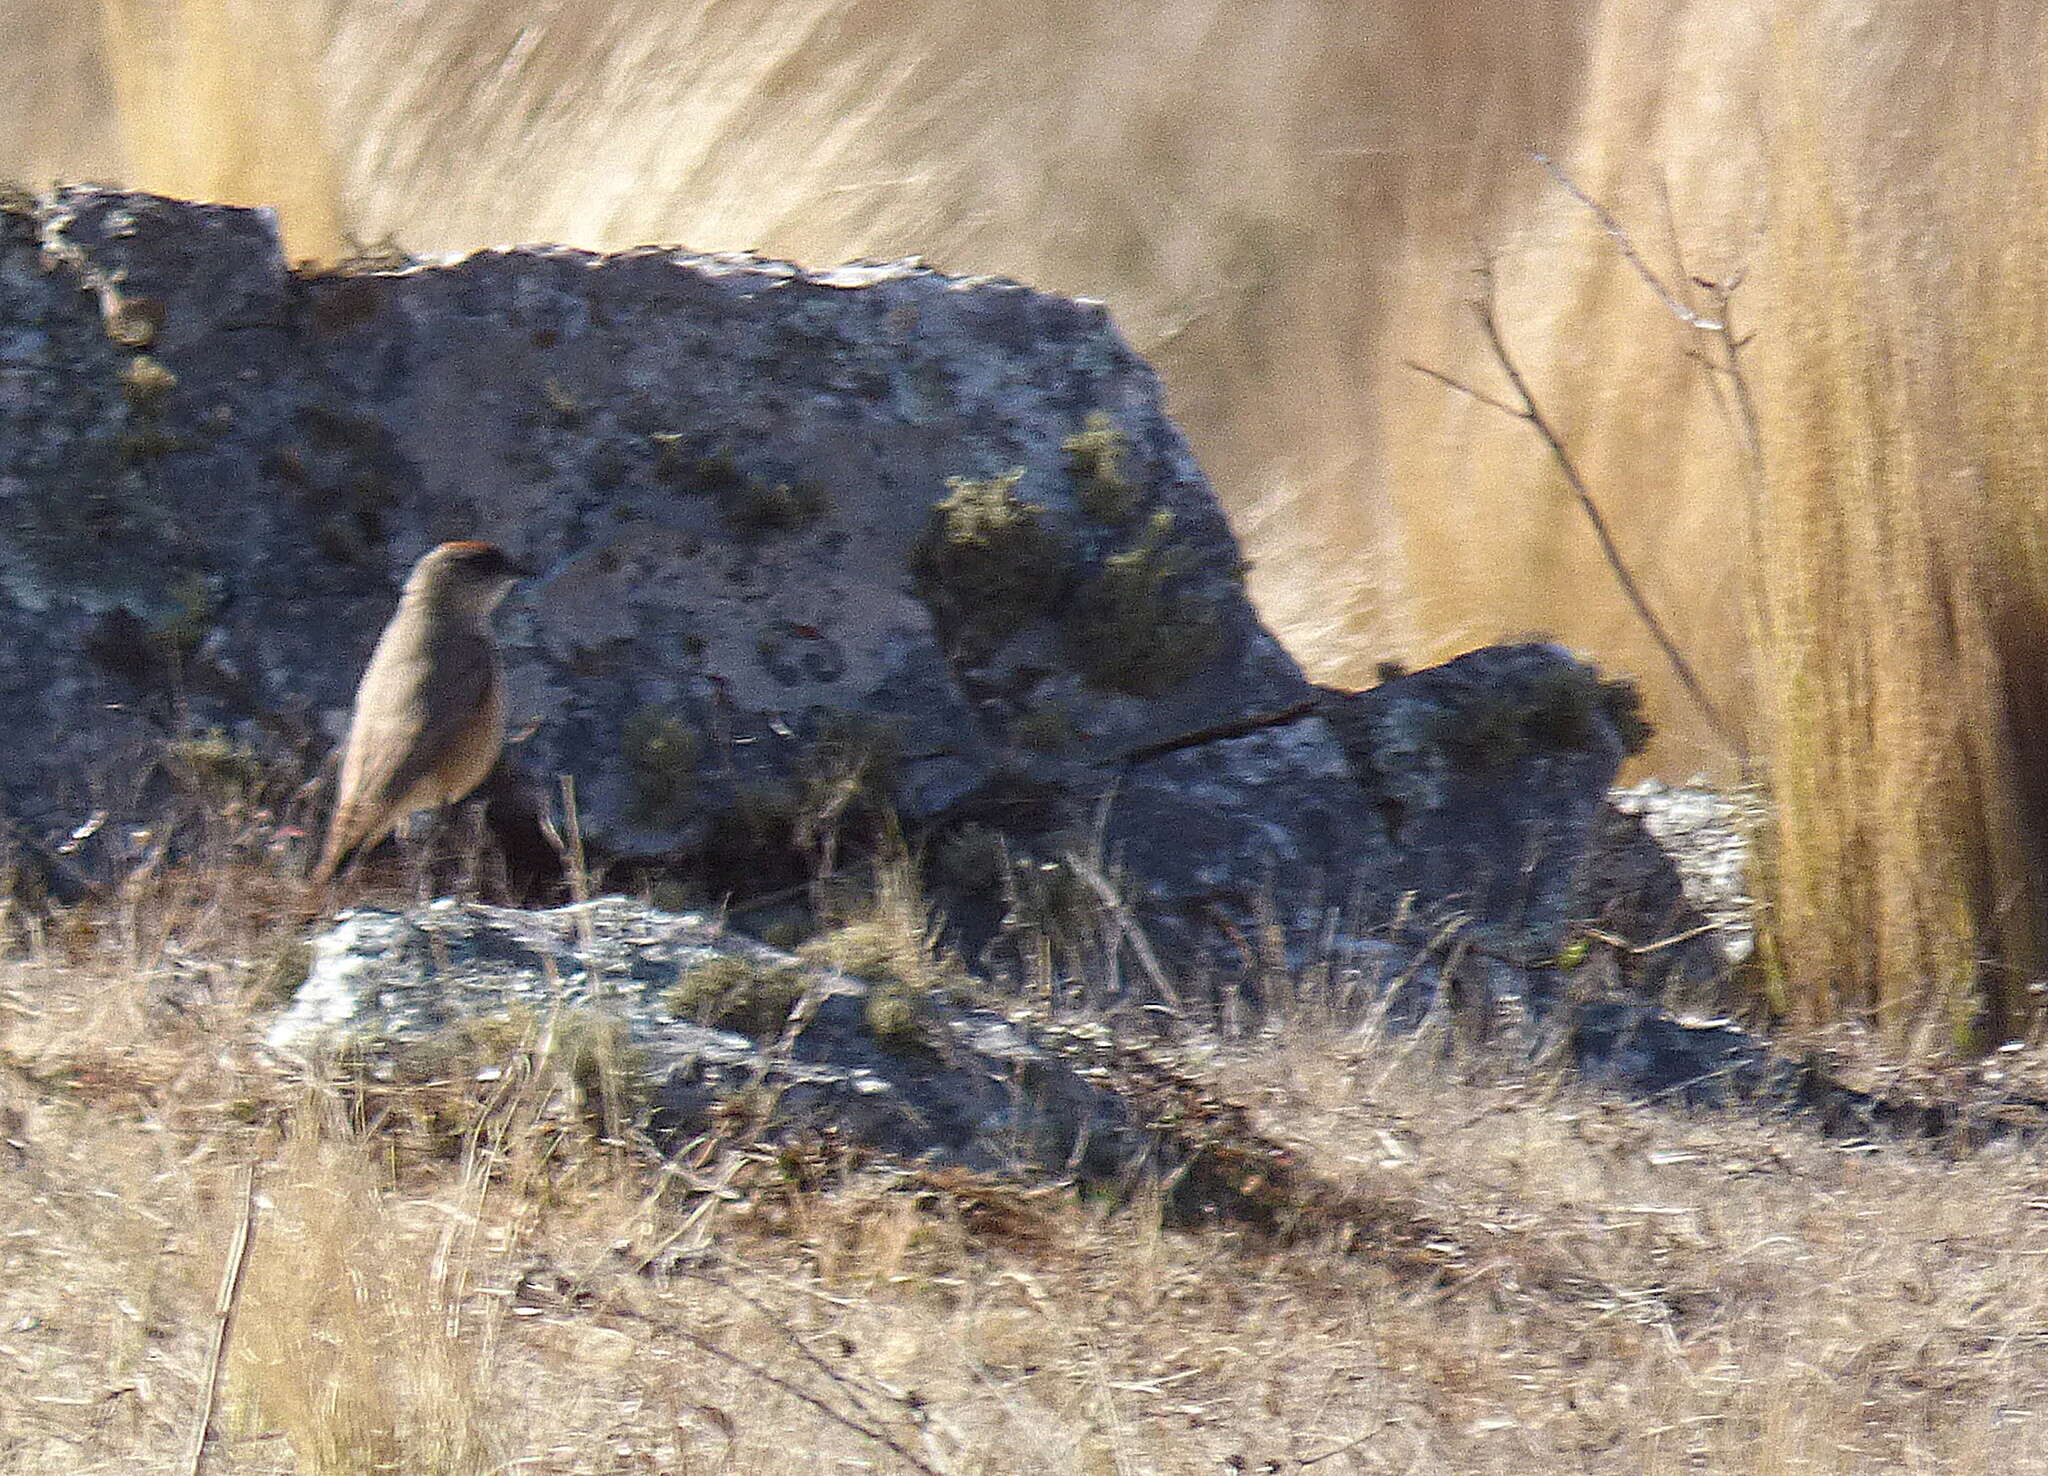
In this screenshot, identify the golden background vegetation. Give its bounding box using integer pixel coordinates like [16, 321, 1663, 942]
[13, 1, 2048, 1035]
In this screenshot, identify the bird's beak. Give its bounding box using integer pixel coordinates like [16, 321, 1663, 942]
[506, 556, 539, 580]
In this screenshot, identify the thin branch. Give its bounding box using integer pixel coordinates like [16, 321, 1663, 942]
[1408, 262, 1740, 759]
[1546, 159, 1769, 552]
[1533, 152, 1724, 331]
[674, 1266, 915, 1443]
[1061, 847, 1186, 1016]
[1401, 360, 1523, 420]
[668, 1322, 954, 1476]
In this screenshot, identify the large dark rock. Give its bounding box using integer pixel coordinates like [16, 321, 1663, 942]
[1089, 642, 1635, 1001]
[1, 186, 1636, 989]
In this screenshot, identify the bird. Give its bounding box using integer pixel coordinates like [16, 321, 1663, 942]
[311, 540, 528, 883]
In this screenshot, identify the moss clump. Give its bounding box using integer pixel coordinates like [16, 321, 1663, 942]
[800, 917, 963, 1050]
[651, 439, 728, 486]
[255, 938, 315, 1006]
[667, 955, 809, 1037]
[547, 1009, 652, 1128]
[622, 710, 702, 828]
[118, 426, 183, 463]
[313, 514, 371, 564]
[863, 982, 932, 1046]
[722, 479, 829, 538]
[912, 469, 1070, 658]
[1064, 411, 1137, 524]
[1435, 664, 1655, 768]
[165, 728, 277, 805]
[1012, 700, 1079, 753]
[120, 355, 177, 412]
[799, 917, 920, 984]
[720, 782, 802, 850]
[1064, 511, 1220, 696]
[1514, 664, 1654, 758]
[151, 572, 215, 657]
[1593, 676, 1654, 756]
[299, 402, 385, 452]
[350, 1005, 650, 1155]
[652, 444, 827, 539]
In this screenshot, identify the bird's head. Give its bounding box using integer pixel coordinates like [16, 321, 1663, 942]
[406, 540, 530, 615]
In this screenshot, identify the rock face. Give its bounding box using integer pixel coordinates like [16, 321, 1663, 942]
[1, 186, 1637, 987]
[268, 897, 1165, 1185]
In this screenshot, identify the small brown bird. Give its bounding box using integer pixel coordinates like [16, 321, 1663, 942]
[312, 541, 527, 883]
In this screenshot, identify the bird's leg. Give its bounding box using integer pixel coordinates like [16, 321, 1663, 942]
[451, 800, 492, 900]
[397, 811, 440, 904]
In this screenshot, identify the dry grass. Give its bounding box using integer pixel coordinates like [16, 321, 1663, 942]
[9, 864, 2048, 1473]
[1730, 15, 2048, 1039]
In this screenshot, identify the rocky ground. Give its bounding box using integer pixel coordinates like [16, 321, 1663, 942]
[8, 859, 2048, 1475]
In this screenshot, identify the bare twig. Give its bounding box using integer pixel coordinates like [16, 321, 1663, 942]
[1534, 152, 1724, 331]
[663, 1315, 955, 1476]
[674, 1266, 917, 1444]
[1406, 262, 1739, 757]
[185, 1162, 258, 1476]
[1550, 158, 1772, 655]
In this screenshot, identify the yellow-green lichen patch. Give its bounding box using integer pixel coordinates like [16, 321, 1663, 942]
[541, 376, 582, 423]
[654, 443, 828, 539]
[100, 291, 165, 350]
[164, 727, 281, 806]
[1063, 510, 1220, 697]
[622, 710, 702, 829]
[912, 469, 1070, 658]
[1012, 700, 1079, 753]
[119, 355, 177, 412]
[666, 955, 809, 1037]
[150, 571, 216, 657]
[1064, 411, 1137, 524]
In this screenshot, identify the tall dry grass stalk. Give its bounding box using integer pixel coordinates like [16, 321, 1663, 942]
[1739, 15, 2048, 1041]
[1747, 118, 1974, 1035]
[229, 1095, 500, 1474]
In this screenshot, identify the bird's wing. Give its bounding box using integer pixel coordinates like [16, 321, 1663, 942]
[319, 632, 497, 874]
